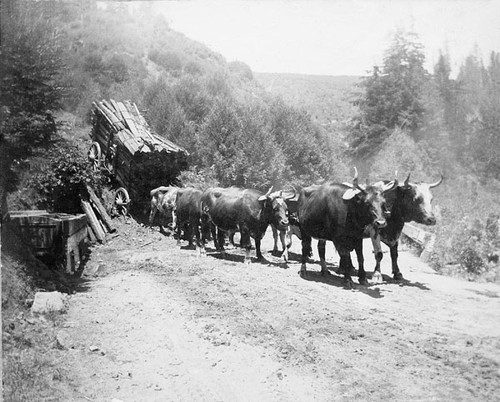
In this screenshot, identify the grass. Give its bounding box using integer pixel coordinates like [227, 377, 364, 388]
[2, 224, 73, 401]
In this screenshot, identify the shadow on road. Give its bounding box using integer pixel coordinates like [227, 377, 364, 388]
[297, 270, 385, 298]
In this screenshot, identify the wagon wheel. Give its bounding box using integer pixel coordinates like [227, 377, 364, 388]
[114, 187, 130, 216]
[88, 142, 102, 171]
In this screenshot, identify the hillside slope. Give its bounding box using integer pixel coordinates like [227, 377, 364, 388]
[255, 72, 359, 125]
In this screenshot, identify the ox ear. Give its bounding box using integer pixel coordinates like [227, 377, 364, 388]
[342, 188, 361, 200]
[381, 180, 398, 192]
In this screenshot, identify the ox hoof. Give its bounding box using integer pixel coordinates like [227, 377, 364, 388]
[343, 279, 355, 289]
[299, 270, 306, 277]
[358, 277, 369, 286]
[393, 272, 404, 281]
[372, 271, 383, 284]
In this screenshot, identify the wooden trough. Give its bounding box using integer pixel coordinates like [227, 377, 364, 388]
[89, 99, 189, 215]
[9, 211, 88, 274]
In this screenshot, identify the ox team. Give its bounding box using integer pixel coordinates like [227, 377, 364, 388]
[149, 169, 442, 287]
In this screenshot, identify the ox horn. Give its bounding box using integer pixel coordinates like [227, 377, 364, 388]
[404, 173, 411, 188]
[352, 167, 365, 192]
[429, 174, 443, 188]
[265, 186, 273, 197]
[353, 167, 359, 187]
[283, 185, 297, 200]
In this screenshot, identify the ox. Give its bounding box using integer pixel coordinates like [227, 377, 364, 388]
[271, 195, 302, 262]
[200, 187, 292, 264]
[360, 173, 443, 282]
[149, 186, 179, 232]
[174, 187, 204, 254]
[298, 170, 395, 287]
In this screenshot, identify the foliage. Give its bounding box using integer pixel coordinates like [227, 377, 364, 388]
[177, 166, 220, 190]
[149, 48, 183, 75]
[30, 142, 104, 213]
[428, 176, 500, 279]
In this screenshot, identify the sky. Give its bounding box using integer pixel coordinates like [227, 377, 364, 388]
[145, 0, 500, 77]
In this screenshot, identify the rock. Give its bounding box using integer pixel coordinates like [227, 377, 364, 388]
[89, 345, 100, 352]
[31, 291, 68, 314]
[56, 330, 74, 349]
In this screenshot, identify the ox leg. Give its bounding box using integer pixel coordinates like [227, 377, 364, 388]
[176, 222, 182, 247]
[240, 228, 252, 264]
[228, 230, 236, 248]
[318, 240, 328, 276]
[193, 219, 204, 257]
[355, 240, 368, 285]
[255, 236, 264, 261]
[171, 209, 177, 232]
[149, 207, 157, 230]
[271, 225, 279, 255]
[370, 232, 384, 284]
[217, 229, 226, 256]
[300, 235, 312, 276]
[280, 230, 288, 263]
[340, 252, 355, 289]
[390, 242, 403, 280]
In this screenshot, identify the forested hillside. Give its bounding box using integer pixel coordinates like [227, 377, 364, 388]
[1, 0, 499, 280]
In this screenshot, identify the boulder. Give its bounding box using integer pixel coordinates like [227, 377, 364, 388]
[31, 291, 68, 314]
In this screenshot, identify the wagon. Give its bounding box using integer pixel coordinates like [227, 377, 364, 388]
[88, 100, 189, 215]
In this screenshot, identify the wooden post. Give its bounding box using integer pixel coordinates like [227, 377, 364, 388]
[85, 185, 116, 233]
[81, 199, 105, 243]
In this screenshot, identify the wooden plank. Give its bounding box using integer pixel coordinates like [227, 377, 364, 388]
[81, 199, 105, 243]
[116, 101, 140, 137]
[402, 223, 429, 246]
[86, 185, 116, 233]
[99, 101, 126, 131]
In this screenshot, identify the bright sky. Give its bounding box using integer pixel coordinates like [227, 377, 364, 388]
[149, 0, 500, 77]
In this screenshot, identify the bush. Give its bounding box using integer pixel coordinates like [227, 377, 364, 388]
[30, 142, 104, 213]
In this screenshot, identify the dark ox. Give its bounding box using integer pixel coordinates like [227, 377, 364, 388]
[149, 186, 179, 232]
[359, 174, 442, 282]
[174, 187, 204, 255]
[298, 172, 395, 287]
[200, 187, 292, 263]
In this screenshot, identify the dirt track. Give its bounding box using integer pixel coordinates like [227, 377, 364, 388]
[56, 218, 500, 401]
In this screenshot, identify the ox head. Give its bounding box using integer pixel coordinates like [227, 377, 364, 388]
[258, 187, 296, 230]
[343, 168, 396, 229]
[398, 173, 442, 225]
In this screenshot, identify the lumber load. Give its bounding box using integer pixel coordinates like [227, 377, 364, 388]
[90, 99, 189, 213]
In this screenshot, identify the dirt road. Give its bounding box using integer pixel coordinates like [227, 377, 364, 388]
[57, 218, 500, 401]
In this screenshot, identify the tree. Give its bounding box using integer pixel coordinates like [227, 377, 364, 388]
[350, 30, 429, 156]
[0, 1, 66, 215]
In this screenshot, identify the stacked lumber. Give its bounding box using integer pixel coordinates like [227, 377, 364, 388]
[80, 185, 116, 244]
[91, 99, 189, 212]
